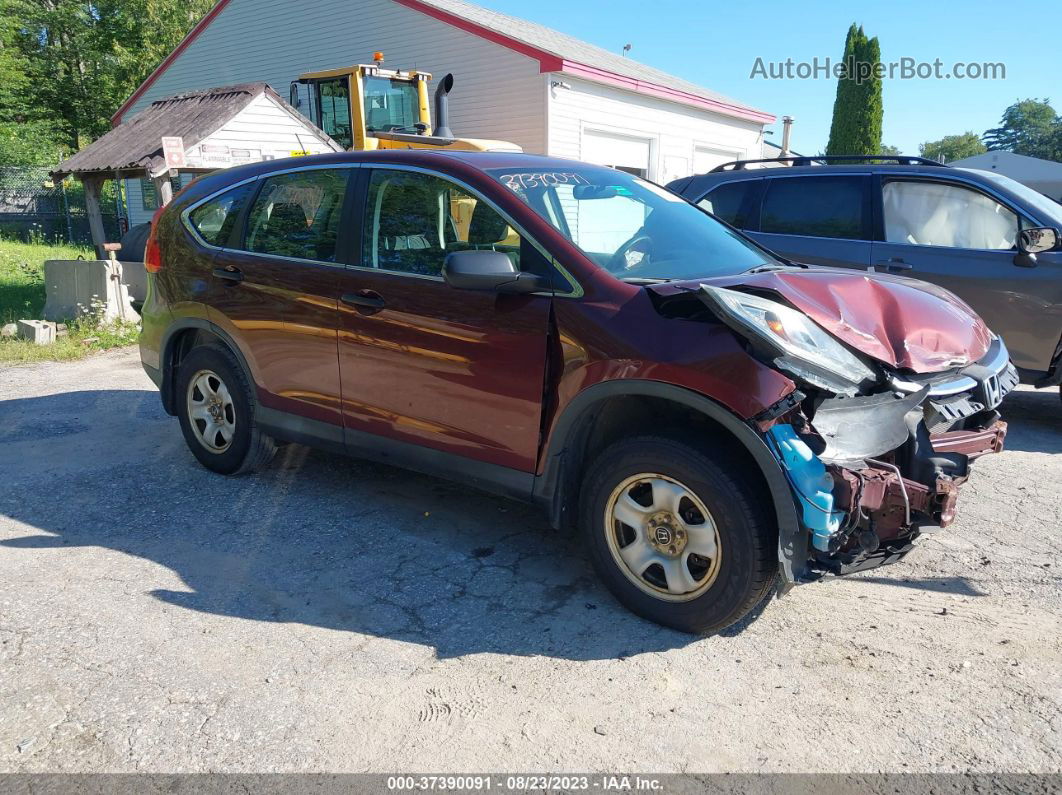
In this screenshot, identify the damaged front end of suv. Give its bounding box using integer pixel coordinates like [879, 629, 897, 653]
[693, 271, 1016, 580]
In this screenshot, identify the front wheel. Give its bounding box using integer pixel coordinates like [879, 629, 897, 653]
[580, 436, 777, 634]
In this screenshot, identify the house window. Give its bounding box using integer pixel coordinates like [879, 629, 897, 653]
[140, 176, 181, 211]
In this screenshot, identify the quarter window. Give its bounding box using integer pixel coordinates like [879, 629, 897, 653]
[187, 182, 254, 247]
[245, 169, 349, 262]
[883, 180, 1019, 250]
[761, 176, 865, 239]
[361, 170, 522, 276]
[698, 181, 758, 228]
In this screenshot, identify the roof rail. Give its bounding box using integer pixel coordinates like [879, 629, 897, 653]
[709, 154, 947, 172]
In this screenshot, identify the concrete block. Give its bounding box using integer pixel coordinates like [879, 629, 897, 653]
[42, 259, 140, 323]
[16, 320, 56, 345]
[120, 260, 147, 303]
[1, 322, 16, 338]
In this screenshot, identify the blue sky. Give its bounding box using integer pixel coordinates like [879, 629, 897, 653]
[481, 0, 1058, 156]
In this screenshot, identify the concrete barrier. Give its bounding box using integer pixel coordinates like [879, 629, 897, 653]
[42, 259, 140, 323]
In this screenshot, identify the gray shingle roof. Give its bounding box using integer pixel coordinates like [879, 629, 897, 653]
[54, 84, 308, 180]
[414, 0, 769, 118]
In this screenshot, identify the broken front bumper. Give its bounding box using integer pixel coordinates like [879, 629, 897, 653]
[767, 337, 1017, 580]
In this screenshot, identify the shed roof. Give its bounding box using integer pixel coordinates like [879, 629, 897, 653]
[55, 83, 329, 181]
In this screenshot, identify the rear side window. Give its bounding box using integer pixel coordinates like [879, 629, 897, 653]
[187, 182, 253, 247]
[244, 169, 350, 262]
[761, 176, 865, 240]
[697, 181, 758, 228]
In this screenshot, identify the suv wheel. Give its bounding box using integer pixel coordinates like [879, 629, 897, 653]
[580, 435, 776, 634]
[176, 344, 276, 475]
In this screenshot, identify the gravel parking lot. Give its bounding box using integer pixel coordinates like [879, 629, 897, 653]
[1, 348, 1060, 774]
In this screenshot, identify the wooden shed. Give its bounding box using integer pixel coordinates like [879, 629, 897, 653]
[52, 83, 343, 251]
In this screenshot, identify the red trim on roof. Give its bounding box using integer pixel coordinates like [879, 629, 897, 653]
[113, 0, 772, 126]
[111, 0, 234, 125]
[558, 60, 775, 124]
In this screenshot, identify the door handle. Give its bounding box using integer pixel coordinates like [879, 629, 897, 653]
[212, 266, 244, 283]
[341, 291, 387, 310]
[875, 258, 913, 272]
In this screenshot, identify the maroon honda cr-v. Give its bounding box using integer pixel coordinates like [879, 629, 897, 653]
[140, 150, 1015, 634]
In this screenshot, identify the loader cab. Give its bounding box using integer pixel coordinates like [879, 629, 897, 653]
[294, 56, 432, 151]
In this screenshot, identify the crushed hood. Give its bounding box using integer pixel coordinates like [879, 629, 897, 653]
[655, 268, 992, 373]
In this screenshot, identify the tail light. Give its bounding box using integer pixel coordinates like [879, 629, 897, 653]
[144, 205, 166, 273]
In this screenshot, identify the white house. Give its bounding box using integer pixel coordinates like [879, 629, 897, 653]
[114, 0, 774, 225]
[948, 150, 1062, 202]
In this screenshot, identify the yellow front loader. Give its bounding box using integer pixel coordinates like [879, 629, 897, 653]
[290, 53, 521, 153]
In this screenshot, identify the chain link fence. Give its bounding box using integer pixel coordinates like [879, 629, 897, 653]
[0, 166, 123, 245]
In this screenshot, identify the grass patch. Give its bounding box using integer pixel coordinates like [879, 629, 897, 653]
[0, 237, 93, 323]
[0, 237, 140, 364]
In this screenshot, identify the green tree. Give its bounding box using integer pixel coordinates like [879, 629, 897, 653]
[826, 24, 883, 156]
[0, 9, 63, 164]
[879, 144, 901, 156]
[919, 132, 987, 163]
[2, 0, 214, 153]
[982, 99, 1059, 159]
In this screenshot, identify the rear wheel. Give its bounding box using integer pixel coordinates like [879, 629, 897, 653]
[580, 436, 776, 634]
[175, 344, 275, 475]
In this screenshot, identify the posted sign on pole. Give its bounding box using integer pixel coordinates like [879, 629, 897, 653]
[161, 137, 186, 170]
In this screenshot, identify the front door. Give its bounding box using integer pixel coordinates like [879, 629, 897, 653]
[336, 167, 552, 474]
[872, 176, 1062, 373]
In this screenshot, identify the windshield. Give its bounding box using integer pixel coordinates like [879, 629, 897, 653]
[487, 166, 779, 280]
[363, 76, 419, 132]
[957, 168, 1062, 227]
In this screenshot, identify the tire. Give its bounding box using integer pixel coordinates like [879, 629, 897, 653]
[579, 435, 777, 634]
[175, 343, 276, 475]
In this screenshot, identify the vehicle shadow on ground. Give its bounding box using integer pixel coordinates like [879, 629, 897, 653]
[999, 388, 1062, 454]
[0, 389, 700, 660]
[850, 575, 986, 596]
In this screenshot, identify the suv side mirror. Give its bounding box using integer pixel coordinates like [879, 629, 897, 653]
[443, 250, 546, 294]
[1018, 226, 1060, 254]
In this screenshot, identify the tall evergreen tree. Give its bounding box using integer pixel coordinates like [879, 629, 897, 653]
[825, 24, 883, 156]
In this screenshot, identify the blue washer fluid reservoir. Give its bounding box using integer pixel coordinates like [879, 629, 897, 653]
[766, 424, 842, 552]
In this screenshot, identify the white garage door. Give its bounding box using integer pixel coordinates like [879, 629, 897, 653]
[582, 130, 652, 178]
[693, 145, 742, 175]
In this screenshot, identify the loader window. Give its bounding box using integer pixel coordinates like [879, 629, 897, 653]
[363, 76, 419, 133]
[315, 78, 353, 149]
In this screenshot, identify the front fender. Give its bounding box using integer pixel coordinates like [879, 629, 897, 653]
[532, 379, 807, 584]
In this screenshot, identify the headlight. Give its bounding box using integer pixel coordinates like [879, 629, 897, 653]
[700, 285, 877, 395]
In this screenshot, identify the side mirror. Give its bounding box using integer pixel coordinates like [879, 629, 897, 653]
[1018, 226, 1059, 254]
[443, 250, 546, 294]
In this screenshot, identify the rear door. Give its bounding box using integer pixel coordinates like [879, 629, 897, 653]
[334, 166, 553, 475]
[203, 165, 352, 428]
[748, 174, 874, 268]
[871, 175, 1062, 372]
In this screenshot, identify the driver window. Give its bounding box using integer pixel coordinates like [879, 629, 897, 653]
[883, 180, 1019, 250]
[361, 169, 522, 276]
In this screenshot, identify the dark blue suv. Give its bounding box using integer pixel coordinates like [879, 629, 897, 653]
[668, 156, 1062, 397]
